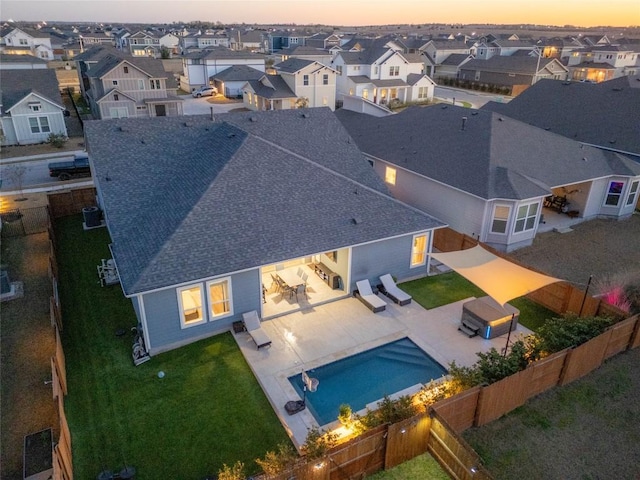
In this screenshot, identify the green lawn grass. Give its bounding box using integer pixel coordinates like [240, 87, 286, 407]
[400, 272, 556, 332]
[368, 453, 450, 479]
[55, 215, 290, 479]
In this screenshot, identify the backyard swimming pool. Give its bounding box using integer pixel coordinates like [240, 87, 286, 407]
[288, 337, 447, 426]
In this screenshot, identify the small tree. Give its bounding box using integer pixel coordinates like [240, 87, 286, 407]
[217, 461, 244, 480]
[255, 442, 298, 476]
[5, 165, 28, 201]
[160, 46, 170, 59]
[47, 132, 68, 148]
[295, 97, 309, 108]
[301, 426, 338, 459]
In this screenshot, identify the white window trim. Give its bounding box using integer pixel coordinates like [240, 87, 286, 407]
[410, 233, 428, 268]
[513, 202, 539, 234]
[177, 284, 206, 328]
[491, 204, 511, 234]
[603, 180, 625, 207]
[206, 277, 233, 320]
[625, 180, 639, 206]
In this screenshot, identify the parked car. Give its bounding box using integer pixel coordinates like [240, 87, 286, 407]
[48, 153, 91, 181]
[192, 86, 218, 98]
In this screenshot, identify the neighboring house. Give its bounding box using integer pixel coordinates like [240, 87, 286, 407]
[1, 27, 54, 60]
[421, 39, 470, 77]
[306, 32, 341, 50]
[84, 55, 183, 119]
[276, 45, 333, 67]
[84, 108, 445, 355]
[210, 65, 264, 98]
[265, 30, 315, 53]
[227, 29, 264, 52]
[432, 53, 473, 81]
[269, 58, 338, 110]
[481, 76, 640, 158]
[331, 46, 434, 106]
[458, 55, 569, 95]
[0, 69, 68, 145]
[0, 53, 48, 69]
[536, 37, 583, 60]
[74, 44, 128, 98]
[112, 29, 131, 50]
[242, 74, 297, 110]
[79, 31, 113, 49]
[336, 105, 640, 252]
[180, 47, 265, 92]
[159, 32, 180, 56]
[128, 30, 161, 57]
[566, 45, 639, 81]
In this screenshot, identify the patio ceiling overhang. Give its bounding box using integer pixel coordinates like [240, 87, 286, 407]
[431, 245, 563, 307]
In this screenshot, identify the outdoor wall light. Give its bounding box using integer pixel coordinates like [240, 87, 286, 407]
[400, 428, 407, 434]
[314, 461, 325, 470]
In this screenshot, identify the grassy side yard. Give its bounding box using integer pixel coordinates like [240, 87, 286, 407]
[400, 272, 556, 332]
[55, 215, 290, 479]
[463, 347, 640, 479]
[369, 453, 450, 480]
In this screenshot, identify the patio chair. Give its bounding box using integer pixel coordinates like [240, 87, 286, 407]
[379, 274, 412, 306]
[355, 279, 386, 313]
[242, 311, 272, 349]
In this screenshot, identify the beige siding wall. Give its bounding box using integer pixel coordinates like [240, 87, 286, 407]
[101, 65, 168, 102]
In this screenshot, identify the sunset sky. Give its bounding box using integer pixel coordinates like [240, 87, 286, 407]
[2, 0, 638, 27]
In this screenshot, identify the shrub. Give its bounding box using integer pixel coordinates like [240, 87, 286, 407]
[217, 461, 244, 480]
[448, 338, 538, 388]
[355, 394, 418, 433]
[301, 426, 338, 459]
[338, 403, 352, 426]
[47, 133, 68, 148]
[535, 313, 614, 354]
[255, 442, 298, 476]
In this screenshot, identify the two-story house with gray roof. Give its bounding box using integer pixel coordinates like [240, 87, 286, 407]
[1, 26, 54, 60]
[85, 55, 182, 119]
[566, 44, 639, 82]
[84, 108, 445, 356]
[0, 69, 68, 145]
[331, 45, 435, 109]
[336, 105, 640, 252]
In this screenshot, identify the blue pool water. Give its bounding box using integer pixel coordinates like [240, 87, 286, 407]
[288, 337, 447, 426]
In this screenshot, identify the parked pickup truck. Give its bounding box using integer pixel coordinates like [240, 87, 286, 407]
[48, 153, 91, 181]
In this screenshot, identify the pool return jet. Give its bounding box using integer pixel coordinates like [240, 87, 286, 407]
[285, 370, 319, 415]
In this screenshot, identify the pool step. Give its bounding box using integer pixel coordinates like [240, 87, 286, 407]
[377, 350, 436, 368]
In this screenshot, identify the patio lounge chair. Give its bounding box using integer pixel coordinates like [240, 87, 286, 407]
[355, 279, 386, 313]
[379, 274, 412, 306]
[242, 311, 272, 349]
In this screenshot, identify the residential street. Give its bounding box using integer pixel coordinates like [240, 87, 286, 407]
[434, 85, 512, 108]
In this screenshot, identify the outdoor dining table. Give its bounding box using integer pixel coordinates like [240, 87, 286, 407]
[276, 270, 305, 289]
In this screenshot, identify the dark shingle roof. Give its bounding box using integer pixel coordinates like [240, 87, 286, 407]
[0, 53, 47, 65]
[73, 44, 126, 62]
[461, 55, 553, 75]
[85, 109, 443, 294]
[440, 53, 471, 66]
[246, 75, 296, 99]
[274, 58, 315, 73]
[0, 69, 63, 110]
[87, 55, 170, 79]
[336, 105, 640, 201]
[211, 65, 264, 82]
[482, 78, 640, 156]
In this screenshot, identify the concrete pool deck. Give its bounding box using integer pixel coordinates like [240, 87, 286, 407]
[233, 296, 531, 448]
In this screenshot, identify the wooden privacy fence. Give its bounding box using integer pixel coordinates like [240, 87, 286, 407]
[432, 227, 628, 319]
[48, 188, 97, 218]
[432, 314, 640, 430]
[0, 205, 50, 237]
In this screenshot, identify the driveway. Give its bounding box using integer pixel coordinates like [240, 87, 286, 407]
[182, 95, 247, 116]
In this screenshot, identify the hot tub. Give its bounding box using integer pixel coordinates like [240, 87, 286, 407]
[461, 296, 520, 339]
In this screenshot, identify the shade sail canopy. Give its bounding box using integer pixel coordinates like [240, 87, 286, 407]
[431, 245, 562, 306]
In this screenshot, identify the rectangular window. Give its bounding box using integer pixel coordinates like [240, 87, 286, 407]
[322, 96, 328, 106]
[113, 94, 119, 101]
[20, 38, 28, 45]
[112, 80, 118, 86]
[29, 103, 42, 112]
[150, 79, 161, 90]
[178, 285, 205, 327]
[604, 181, 624, 206]
[322, 74, 328, 85]
[138, 79, 145, 90]
[207, 278, 232, 318]
[362, 89, 369, 99]
[491, 205, 510, 234]
[418, 87, 428, 99]
[385, 166, 396, 185]
[626, 180, 639, 206]
[336, 65, 342, 75]
[389, 66, 399, 76]
[303, 75, 309, 86]
[514, 202, 539, 233]
[411, 234, 428, 267]
[124, 66, 129, 73]
[28, 116, 50, 133]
